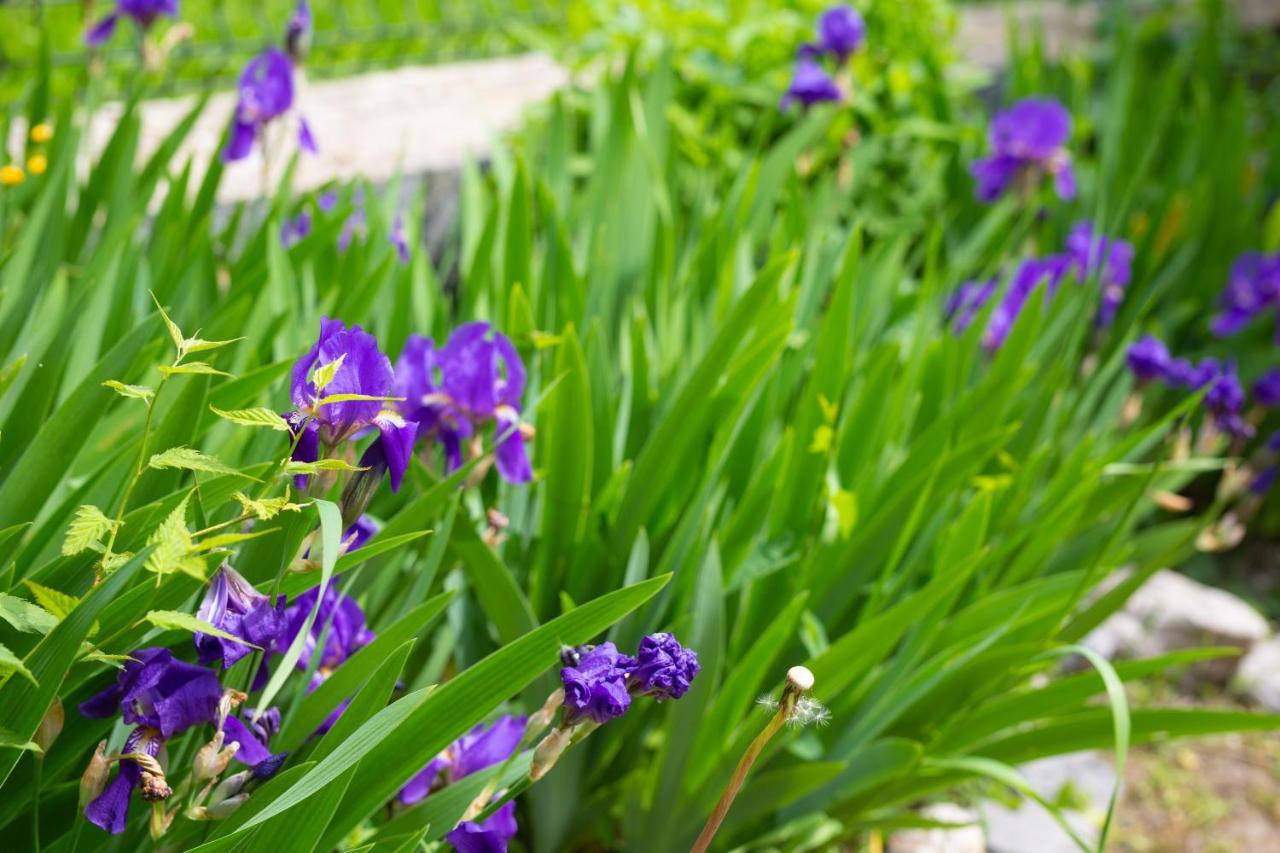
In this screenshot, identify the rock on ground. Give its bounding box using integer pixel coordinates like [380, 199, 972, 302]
[1083, 569, 1270, 683]
[888, 803, 984, 853]
[1236, 636, 1280, 711]
[983, 752, 1115, 853]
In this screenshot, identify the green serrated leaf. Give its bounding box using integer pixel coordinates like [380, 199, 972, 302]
[311, 354, 346, 394]
[23, 581, 79, 620]
[102, 379, 154, 401]
[149, 446, 256, 480]
[0, 643, 36, 685]
[0, 593, 58, 635]
[233, 491, 306, 520]
[61, 504, 117, 556]
[158, 362, 231, 377]
[150, 291, 186, 354]
[209, 405, 290, 431]
[145, 609, 257, 648]
[145, 495, 193, 578]
[283, 459, 368, 476]
[194, 530, 273, 552]
[183, 336, 244, 354]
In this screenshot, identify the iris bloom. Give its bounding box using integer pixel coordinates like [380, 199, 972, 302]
[971, 97, 1076, 202]
[630, 633, 700, 701]
[981, 257, 1063, 353]
[278, 586, 375, 733]
[1205, 362, 1251, 438]
[223, 48, 316, 163]
[815, 5, 866, 61]
[289, 317, 418, 491]
[1209, 251, 1280, 339]
[399, 715, 526, 805]
[781, 56, 842, 110]
[1125, 335, 1172, 383]
[285, 0, 312, 64]
[83, 726, 169, 834]
[1253, 369, 1280, 408]
[560, 642, 636, 725]
[395, 323, 532, 484]
[80, 647, 222, 738]
[447, 803, 519, 853]
[86, 0, 178, 47]
[194, 566, 287, 671]
[944, 279, 997, 334]
[223, 708, 286, 777]
[80, 648, 222, 834]
[1065, 221, 1134, 327]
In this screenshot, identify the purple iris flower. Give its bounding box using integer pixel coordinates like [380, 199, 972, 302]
[971, 97, 1076, 203]
[399, 715, 526, 805]
[982, 257, 1063, 352]
[285, 0, 312, 64]
[560, 642, 636, 726]
[80, 647, 221, 739]
[223, 47, 317, 163]
[1254, 369, 1280, 408]
[318, 191, 339, 213]
[84, 726, 167, 834]
[289, 317, 418, 492]
[390, 216, 411, 265]
[630, 633, 700, 701]
[275, 586, 375, 735]
[1210, 251, 1280, 338]
[1065, 221, 1134, 326]
[1165, 357, 1220, 390]
[945, 279, 997, 334]
[446, 802, 519, 853]
[281, 210, 312, 247]
[1253, 466, 1277, 495]
[280, 585, 375, 680]
[223, 708, 284, 776]
[85, 0, 178, 47]
[345, 515, 378, 551]
[394, 323, 532, 484]
[1206, 362, 1252, 438]
[815, 5, 866, 61]
[781, 56, 842, 110]
[1125, 335, 1171, 384]
[194, 566, 286, 671]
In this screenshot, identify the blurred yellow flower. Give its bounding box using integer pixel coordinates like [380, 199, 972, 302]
[0, 165, 24, 186]
[27, 154, 47, 175]
[30, 123, 53, 143]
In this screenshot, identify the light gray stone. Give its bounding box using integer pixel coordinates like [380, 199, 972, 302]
[1236, 636, 1280, 712]
[984, 752, 1114, 853]
[888, 803, 984, 853]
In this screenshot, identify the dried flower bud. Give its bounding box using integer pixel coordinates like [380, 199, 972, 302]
[80, 740, 111, 806]
[35, 697, 64, 753]
[524, 688, 564, 742]
[140, 769, 173, 802]
[207, 793, 249, 819]
[529, 726, 574, 782]
[217, 689, 249, 727]
[1153, 491, 1193, 513]
[149, 802, 175, 840]
[193, 731, 240, 782]
[211, 770, 251, 803]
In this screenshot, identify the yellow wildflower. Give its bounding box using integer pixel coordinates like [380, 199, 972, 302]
[27, 154, 47, 175]
[30, 123, 53, 144]
[0, 165, 24, 187]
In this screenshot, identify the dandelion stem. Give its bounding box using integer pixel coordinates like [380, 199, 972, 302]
[692, 666, 815, 853]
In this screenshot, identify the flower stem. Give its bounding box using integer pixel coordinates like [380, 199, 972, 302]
[32, 757, 42, 852]
[692, 667, 814, 853]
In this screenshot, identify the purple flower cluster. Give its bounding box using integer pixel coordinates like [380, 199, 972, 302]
[280, 188, 414, 265]
[781, 5, 866, 110]
[78, 564, 379, 834]
[1209, 251, 1280, 340]
[1124, 335, 1256, 438]
[559, 633, 700, 726]
[398, 716, 524, 850]
[946, 221, 1134, 351]
[972, 97, 1076, 203]
[85, 0, 178, 47]
[394, 322, 533, 484]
